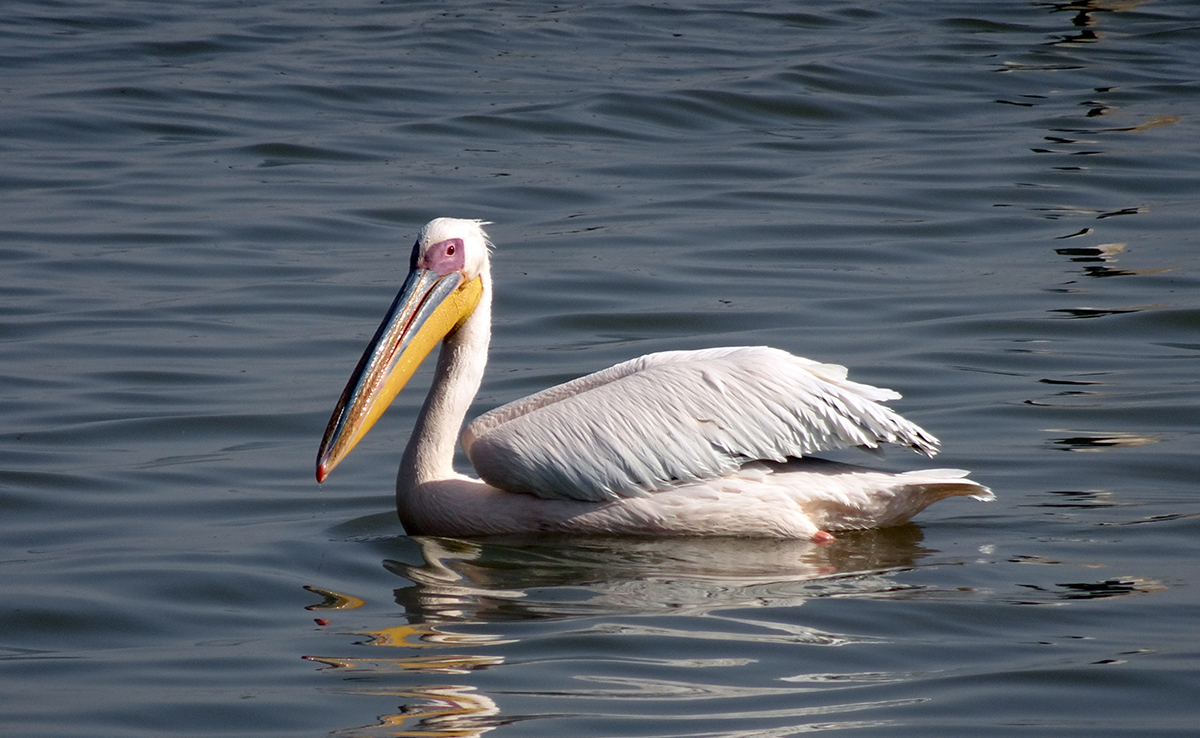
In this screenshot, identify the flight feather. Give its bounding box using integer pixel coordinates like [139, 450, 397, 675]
[462, 346, 940, 502]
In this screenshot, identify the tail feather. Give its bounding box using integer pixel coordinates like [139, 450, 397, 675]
[899, 468, 995, 502]
[766, 458, 993, 531]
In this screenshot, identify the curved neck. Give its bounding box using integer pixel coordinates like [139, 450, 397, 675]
[396, 273, 492, 496]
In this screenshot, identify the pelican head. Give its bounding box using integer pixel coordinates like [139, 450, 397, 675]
[316, 218, 490, 482]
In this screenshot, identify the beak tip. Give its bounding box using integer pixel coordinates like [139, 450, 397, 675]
[316, 463, 329, 484]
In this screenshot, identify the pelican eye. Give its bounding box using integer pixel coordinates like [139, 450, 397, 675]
[417, 237, 466, 275]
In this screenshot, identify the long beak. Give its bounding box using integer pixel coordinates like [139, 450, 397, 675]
[316, 269, 483, 482]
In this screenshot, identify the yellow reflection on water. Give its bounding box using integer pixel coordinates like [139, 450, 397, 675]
[305, 586, 367, 610]
[305, 653, 503, 675]
[329, 685, 501, 738]
[360, 624, 514, 649]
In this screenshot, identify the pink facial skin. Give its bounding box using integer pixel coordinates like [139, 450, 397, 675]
[415, 238, 465, 275]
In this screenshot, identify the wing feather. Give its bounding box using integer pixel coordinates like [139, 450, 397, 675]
[462, 346, 939, 502]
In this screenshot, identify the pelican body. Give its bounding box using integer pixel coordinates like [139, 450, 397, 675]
[317, 219, 991, 541]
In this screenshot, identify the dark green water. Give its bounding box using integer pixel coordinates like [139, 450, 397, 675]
[3, 1, 1198, 736]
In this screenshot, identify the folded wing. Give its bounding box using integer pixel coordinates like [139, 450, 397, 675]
[462, 346, 939, 502]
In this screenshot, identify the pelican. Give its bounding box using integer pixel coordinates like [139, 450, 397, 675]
[317, 218, 992, 541]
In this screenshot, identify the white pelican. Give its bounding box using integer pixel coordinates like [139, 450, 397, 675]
[317, 218, 992, 541]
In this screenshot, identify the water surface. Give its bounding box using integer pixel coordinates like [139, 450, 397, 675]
[2, 1, 1199, 736]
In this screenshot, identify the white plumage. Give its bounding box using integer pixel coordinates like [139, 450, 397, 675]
[463, 346, 938, 502]
[317, 218, 992, 541]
